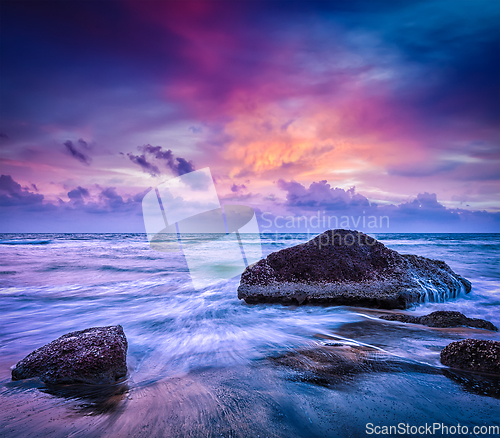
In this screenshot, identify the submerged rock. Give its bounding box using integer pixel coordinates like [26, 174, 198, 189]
[443, 369, 500, 399]
[380, 311, 497, 331]
[440, 339, 500, 374]
[270, 343, 435, 385]
[238, 229, 471, 309]
[269, 344, 382, 386]
[12, 325, 128, 385]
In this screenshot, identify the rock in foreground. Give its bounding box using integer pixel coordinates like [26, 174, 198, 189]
[12, 325, 128, 385]
[441, 339, 500, 374]
[380, 311, 497, 331]
[238, 229, 471, 309]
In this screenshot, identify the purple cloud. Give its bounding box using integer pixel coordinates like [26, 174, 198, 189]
[68, 186, 90, 200]
[64, 140, 91, 165]
[277, 179, 370, 209]
[129, 145, 195, 176]
[127, 153, 160, 176]
[175, 157, 195, 176]
[231, 183, 247, 193]
[0, 175, 44, 206]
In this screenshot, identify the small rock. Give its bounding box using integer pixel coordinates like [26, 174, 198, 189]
[12, 325, 128, 385]
[440, 339, 500, 374]
[380, 311, 497, 331]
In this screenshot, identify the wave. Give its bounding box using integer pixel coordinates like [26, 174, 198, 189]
[0, 239, 51, 245]
[99, 265, 171, 273]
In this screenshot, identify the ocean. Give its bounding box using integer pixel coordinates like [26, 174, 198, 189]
[0, 233, 499, 437]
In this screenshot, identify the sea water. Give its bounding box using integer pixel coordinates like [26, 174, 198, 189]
[0, 233, 499, 437]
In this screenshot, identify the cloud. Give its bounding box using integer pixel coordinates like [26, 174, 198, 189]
[0, 175, 498, 233]
[67, 186, 90, 200]
[255, 178, 499, 232]
[140, 145, 195, 175]
[277, 179, 370, 209]
[0, 176, 147, 231]
[175, 157, 195, 176]
[2, 175, 138, 214]
[0, 174, 44, 206]
[129, 145, 196, 176]
[127, 153, 160, 176]
[97, 186, 129, 210]
[392, 192, 454, 224]
[231, 183, 246, 193]
[0, 174, 23, 194]
[101, 187, 120, 199]
[64, 140, 91, 165]
[77, 138, 91, 150]
[416, 192, 441, 208]
[256, 203, 500, 234]
[139, 145, 174, 161]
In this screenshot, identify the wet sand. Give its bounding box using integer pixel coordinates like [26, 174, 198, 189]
[2, 341, 499, 438]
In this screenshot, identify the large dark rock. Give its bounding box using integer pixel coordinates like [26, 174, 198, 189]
[441, 339, 500, 374]
[238, 229, 471, 309]
[380, 311, 497, 331]
[12, 325, 128, 385]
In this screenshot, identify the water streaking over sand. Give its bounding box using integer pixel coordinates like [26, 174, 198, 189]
[0, 233, 499, 437]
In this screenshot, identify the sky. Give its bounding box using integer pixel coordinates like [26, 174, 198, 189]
[0, 0, 499, 233]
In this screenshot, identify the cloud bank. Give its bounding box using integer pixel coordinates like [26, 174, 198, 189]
[0, 175, 498, 233]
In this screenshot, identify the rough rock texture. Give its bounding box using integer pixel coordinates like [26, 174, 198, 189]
[12, 325, 128, 385]
[238, 229, 471, 309]
[380, 311, 497, 331]
[440, 339, 500, 374]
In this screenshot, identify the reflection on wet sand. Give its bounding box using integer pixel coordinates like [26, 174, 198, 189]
[2, 348, 500, 438]
[443, 369, 500, 399]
